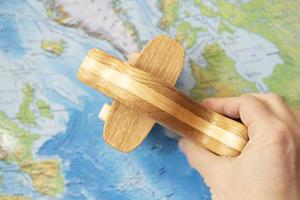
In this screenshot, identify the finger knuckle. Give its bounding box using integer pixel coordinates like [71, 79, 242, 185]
[271, 122, 292, 145]
[267, 93, 284, 102]
[241, 93, 253, 99]
[240, 94, 261, 109]
[242, 94, 258, 102]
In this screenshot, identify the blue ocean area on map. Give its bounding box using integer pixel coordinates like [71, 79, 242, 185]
[38, 96, 209, 199]
[0, 15, 25, 57]
[0, 1, 211, 199]
[4, 0, 298, 199]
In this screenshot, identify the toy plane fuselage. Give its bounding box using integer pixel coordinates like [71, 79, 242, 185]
[77, 36, 248, 157]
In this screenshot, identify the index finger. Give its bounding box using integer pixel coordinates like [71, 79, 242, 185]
[202, 95, 274, 127]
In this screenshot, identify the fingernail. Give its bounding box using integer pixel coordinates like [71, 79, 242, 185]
[178, 139, 186, 154]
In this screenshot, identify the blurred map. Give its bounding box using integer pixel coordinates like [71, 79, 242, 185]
[0, 0, 299, 199]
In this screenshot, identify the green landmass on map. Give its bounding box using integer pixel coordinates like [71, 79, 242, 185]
[160, 0, 209, 49]
[16, 84, 55, 125]
[0, 111, 64, 196]
[201, 0, 300, 107]
[160, 0, 179, 30]
[41, 39, 66, 56]
[191, 43, 257, 100]
[0, 111, 38, 162]
[1, 83, 63, 196]
[184, 10, 191, 17]
[0, 175, 3, 186]
[159, 0, 258, 101]
[176, 21, 208, 49]
[16, 85, 36, 125]
[194, 0, 217, 17]
[218, 21, 235, 34]
[36, 99, 53, 119]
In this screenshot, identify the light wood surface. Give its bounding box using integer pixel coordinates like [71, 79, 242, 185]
[77, 39, 249, 156]
[102, 36, 184, 152]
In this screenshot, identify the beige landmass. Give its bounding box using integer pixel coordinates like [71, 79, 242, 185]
[20, 160, 64, 196]
[0, 196, 31, 200]
[41, 40, 66, 56]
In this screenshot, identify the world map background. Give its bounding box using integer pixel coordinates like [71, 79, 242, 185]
[0, 0, 299, 199]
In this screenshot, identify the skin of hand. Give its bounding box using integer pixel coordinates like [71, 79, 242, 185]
[178, 93, 300, 200]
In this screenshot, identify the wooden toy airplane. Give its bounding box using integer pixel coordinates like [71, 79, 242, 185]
[77, 36, 248, 157]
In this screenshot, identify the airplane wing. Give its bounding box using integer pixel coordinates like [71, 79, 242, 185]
[101, 36, 184, 152]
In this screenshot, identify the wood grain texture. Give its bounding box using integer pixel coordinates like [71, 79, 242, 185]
[78, 47, 249, 156]
[103, 36, 184, 152]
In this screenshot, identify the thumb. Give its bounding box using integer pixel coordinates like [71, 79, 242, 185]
[179, 137, 230, 184]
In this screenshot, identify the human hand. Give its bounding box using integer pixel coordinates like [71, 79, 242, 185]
[179, 93, 300, 200]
